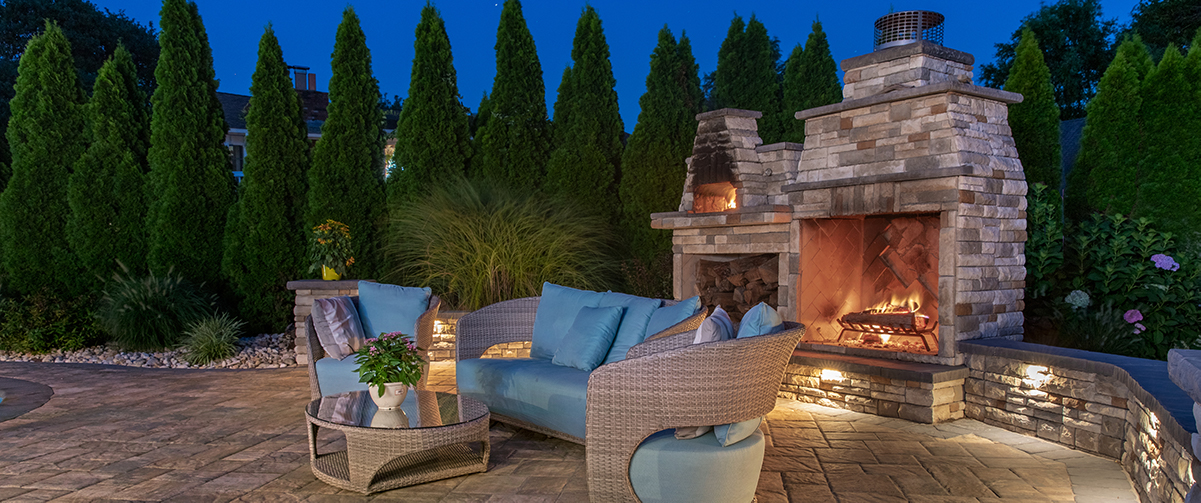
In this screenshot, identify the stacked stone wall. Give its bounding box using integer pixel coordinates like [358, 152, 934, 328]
[779, 362, 965, 423]
[286, 280, 363, 365]
[963, 347, 1195, 503]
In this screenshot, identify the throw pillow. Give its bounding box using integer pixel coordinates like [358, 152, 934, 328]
[736, 302, 785, 339]
[356, 282, 431, 339]
[531, 283, 605, 360]
[645, 296, 702, 338]
[551, 306, 626, 372]
[714, 417, 763, 447]
[693, 305, 735, 344]
[311, 296, 367, 360]
[598, 292, 662, 365]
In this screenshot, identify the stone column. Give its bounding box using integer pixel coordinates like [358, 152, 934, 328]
[285, 279, 369, 365]
[1168, 349, 1201, 502]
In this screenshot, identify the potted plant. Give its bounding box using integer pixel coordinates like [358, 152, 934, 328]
[353, 331, 425, 409]
[308, 219, 354, 280]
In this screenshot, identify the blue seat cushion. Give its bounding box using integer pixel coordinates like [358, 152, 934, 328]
[552, 306, 626, 372]
[356, 282, 431, 339]
[598, 292, 662, 365]
[314, 356, 367, 396]
[646, 296, 701, 337]
[531, 283, 605, 360]
[630, 429, 766, 503]
[456, 358, 590, 439]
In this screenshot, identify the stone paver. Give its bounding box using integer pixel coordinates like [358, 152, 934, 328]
[0, 361, 1139, 501]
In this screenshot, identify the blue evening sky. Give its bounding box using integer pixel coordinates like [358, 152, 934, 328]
[90, 0, 1140, 129]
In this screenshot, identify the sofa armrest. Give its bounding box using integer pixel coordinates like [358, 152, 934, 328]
[585, 322, 805, 502]
[305, 315, 324, 401]
[625, 311, 706, 360]
[455, 297, 540, 361]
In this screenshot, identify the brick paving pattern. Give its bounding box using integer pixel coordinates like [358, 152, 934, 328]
[0, 361, 1137, 501]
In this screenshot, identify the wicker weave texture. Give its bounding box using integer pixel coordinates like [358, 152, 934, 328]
[454, 297, 540, 361]
[305, 295, 442, 401]
[585, 323, 806, 503]
[305, 393, 489, 494]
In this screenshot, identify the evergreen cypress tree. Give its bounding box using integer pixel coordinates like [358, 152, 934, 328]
[1004, 29, 1062, 191]
[713, 14, 781, 142]
[785, 20, 842, 143]
[1138, 45, 1201, 238]
[222, 26, 310, 331]
[145, 0, 234, 287]
[545, 6, 624, 219]
[618, 27, 703, 264]
[67, 45, 149, 293]
[387, 4, 471, 205]
[551, 65, 573, 144]
[0, 21, 85, 293]
[307, 7, 386, 279]
[780, 43, 805, 144]
[474, 0, 551, 189]
[1072, 46, 1145, 219]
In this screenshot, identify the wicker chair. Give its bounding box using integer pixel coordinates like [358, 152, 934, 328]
[305, 295, 442, 401]
[454, 297, 706, 444]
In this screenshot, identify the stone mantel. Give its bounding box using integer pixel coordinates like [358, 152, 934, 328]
[796, 80, 1023, 121]
[651, 206, 791, 230]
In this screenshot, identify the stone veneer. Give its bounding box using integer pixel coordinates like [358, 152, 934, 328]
[285, 279, 366, 365]
[779, 350, 967, 423]
[963, 341, 1195, 503]
[840, 40, 974, 100]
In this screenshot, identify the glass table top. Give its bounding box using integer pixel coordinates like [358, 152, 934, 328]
[307, 390, 487, 429]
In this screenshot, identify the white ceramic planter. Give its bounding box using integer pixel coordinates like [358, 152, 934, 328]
[367, 383, 408, 409]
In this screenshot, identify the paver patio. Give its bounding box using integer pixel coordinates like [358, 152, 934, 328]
[0, 361, 1138, 502]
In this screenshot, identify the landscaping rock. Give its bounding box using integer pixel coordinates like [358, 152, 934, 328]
[0, 332, 294, 370]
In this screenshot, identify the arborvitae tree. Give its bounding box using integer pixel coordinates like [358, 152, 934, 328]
[67, 45, 149, 293]
[551, 65, 573, 143]
[618, 27, 703, 264]
[145, 0, 234, 287]
[474, 0, 551, 188]
[1138, 45, 1201, 238]
[712, 14, 781, 142]
[307, 7, 386, 279]
[1119, 33, 1156, 79]
[781, 44, 806, 143]
[1072, 39, 1147, 220]
[784, 20, 842, 143]
[0, 21, 85, 293]
[545, 6, 624, 219]
[387, 4, 471, 205]
[1004, 29, 1062, 191]
[222, 26, 310, 331]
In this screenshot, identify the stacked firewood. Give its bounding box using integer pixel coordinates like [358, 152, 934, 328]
[695, 254, 779, 322]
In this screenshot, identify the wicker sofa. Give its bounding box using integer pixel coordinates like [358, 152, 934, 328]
[304, 294, 442, 401]
[455, 295, 805, 502]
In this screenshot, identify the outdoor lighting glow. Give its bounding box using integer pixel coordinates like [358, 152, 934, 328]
[821, 369, 843, 381]
[433, 320, 446, 334]
[1023, 365, 1052, 386]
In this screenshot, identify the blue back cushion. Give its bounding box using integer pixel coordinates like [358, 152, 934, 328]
[552, 306, 626, 372]
[356, 282, 431, 339]
[736, 302, 784, 339]
[531, 283, 605, 360]
[645, 296, 702, 337]
[598, 293, 662, 365]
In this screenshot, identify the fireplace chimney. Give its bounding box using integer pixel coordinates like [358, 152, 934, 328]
[288, 65, 310, 91]
[308, 73, 316, 91]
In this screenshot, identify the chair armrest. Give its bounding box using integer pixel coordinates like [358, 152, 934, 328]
[305, 315, 324, 401]
[585, 322, 805, 502]
[625, 311, 706, 360]
[455, 297, 540, 361]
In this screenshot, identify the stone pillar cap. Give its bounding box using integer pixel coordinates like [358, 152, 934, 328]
[286, 279, 375, 290]
[696, 108, 763, 121]
[841, 40, 974, 71]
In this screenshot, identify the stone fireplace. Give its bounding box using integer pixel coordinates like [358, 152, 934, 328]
[654, 38, 1028, 367]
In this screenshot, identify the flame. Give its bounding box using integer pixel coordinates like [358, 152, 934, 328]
[867, 292, 922, 314]
[726, 193, 737, 210]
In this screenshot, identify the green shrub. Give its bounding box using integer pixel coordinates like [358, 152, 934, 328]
[1061, 214, 1201, 359]
[620, 255, 672, 300]
[96, 263, 215, 351]
[386, 178, 618, 310]
[1025, 183, 1064, 301]
[1043, 294, 1138, 355]
[0, 291, 105, 353]
[180, 313, 244, 365]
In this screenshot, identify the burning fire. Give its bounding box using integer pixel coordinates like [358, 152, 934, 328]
[866, 293, 921, 314]
[692, 182, 737, 213]
[725, 193, 737, 210]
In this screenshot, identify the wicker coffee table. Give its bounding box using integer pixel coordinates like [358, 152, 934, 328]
[305, 389, 489, 494]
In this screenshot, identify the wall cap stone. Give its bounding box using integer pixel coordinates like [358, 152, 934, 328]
[841, 40, 975, 71]
[696, 108, 763, 121]
[286, 279, 375, 290]
[796, 80, 1023, 121]
[791, 349, 968, 383]
[783, 166, 973, 193]
[755, 142, 804, 153]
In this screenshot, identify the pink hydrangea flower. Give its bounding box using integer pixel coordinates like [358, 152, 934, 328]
[1123, 309, 1143, 324]
[1133, 323, 1147, 334]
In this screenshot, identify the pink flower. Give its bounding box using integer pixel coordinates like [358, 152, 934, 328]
[1133, 323, 1147, 334]
[1123, 309, 1143, 324]
[366, 337, 378, 344]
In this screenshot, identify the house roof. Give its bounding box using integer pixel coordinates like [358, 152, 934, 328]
[217, 92, 251, 131]
[1059, 117, 1086, 190]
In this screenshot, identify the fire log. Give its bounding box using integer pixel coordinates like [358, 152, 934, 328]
[841, 311, 929, 330]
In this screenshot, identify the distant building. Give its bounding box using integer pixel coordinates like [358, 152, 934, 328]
[219, 66, 328, 181]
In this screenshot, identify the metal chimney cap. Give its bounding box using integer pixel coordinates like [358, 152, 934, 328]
[874, 10, 945, 51]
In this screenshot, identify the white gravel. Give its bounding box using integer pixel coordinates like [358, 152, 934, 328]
[0, 332, 297, 370]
